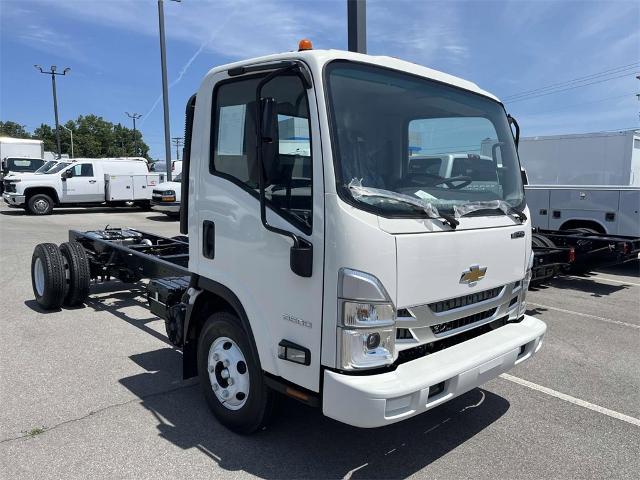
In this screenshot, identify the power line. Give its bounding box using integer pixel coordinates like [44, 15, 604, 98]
[518, 93, 635, 115]
[503, 62, 640, 101]
[504, 72, 638, 104]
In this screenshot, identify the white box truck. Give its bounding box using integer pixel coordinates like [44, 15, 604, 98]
[519, 130, 640, 236]
[3, 157, 159, 214]
[0, 137, 46, 192]
[29, 45, 546, 433]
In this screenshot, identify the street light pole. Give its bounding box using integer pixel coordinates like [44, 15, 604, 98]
[34, 65, 71, 159]
[125, 112, 142, 155]
[157, 0, 180, 181]
[347, 0, 367, 54]
[59, 124, 74, 158]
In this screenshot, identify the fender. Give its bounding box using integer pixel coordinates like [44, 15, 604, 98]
[182, 274, 262, 379]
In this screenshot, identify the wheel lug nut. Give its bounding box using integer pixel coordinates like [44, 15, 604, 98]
[221, 369, 230, 379]
[223, 359, 230, 368]
[212, 384, 219, 391]
[222, 390, 229, 398]
[208, 365, 215, 373]
[228, 378, 234, 386]
[213, 353, 220, 361]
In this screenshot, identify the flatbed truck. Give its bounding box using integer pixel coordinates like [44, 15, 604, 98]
[29, 44, 546, 433]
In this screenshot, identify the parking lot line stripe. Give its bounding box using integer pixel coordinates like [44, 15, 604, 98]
[566, 275, 640, 287]
[500, 373, 640, 427]
[528, 302, 640, 330]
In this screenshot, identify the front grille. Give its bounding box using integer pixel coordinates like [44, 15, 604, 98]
[397, 316, 510, 365]
[396, 328, 414, 340]
[4, 181, 16, 193]
[431, 307, 497, 335]
[428, 286, 502, 313]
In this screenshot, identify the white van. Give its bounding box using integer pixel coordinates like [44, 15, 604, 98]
[3, 158, 160, 214]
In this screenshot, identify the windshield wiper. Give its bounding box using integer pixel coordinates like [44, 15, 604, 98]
[454, 200, 527, 223]
[348, 180, 460, 230]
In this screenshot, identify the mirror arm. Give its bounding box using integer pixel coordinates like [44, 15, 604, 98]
[507, 114, 520, 148]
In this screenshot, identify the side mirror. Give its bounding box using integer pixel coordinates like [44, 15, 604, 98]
[290, 238, 313, 278]
[260, 97, 279, 184]
[61, 169, 73, 180]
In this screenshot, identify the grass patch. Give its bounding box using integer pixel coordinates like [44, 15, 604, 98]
[26, 427, 46, 437]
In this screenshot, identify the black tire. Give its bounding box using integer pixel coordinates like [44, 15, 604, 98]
[31, 243, 66, 310]
[198, 312, 275, 434]
[531, 234, 545, 248]
[27, 193, 54, 215]
[59, 242, 91, 307]
[538, 235, 556, 248]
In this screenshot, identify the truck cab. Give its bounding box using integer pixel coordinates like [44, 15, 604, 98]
[178, 46, 546, 432]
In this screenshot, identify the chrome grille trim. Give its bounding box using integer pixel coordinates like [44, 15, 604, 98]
[428, 287, 502, 313]
[396, 280, 524, 351]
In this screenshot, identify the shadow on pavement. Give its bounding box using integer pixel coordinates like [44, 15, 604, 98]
[547, 275, 629, 297]
[145, 214, 179, 222]
[119, 347, 510, 479]
[0, 207, 145, 216]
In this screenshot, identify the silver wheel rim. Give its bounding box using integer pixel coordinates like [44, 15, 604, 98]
[208, 336, 250, 410]
[34, 257, 45, 296]
[34, 198, 48, 213]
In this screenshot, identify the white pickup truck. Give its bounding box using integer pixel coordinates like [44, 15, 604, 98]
[151, 173, 182, 216]
[3, 158, 160, 214]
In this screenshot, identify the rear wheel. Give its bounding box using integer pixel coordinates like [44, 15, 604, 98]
[31, 243, 66, 310]
[27, 193, 54, 215]
[198, 312, 275, 434]
[59, 242, 91, 307]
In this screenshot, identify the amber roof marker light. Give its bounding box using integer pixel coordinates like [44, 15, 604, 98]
[298, 39, 313, 51]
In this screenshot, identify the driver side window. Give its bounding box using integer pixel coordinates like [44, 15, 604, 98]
[210, 74, 313, 233]
[71, 163, 94, 177]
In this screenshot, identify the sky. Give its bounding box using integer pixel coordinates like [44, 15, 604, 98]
[1, 0, 638, 160]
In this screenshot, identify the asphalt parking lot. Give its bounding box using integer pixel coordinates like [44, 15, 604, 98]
[1, 204, 638, 479]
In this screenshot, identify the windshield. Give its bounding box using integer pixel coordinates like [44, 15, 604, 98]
[325, 61, 525, 217]
[47, 162, 72, 174]
[35, 160, 58, 173]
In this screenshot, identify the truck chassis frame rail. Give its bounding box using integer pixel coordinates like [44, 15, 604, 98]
[31, 228, 192, 346]
[534, 228, 640, 272]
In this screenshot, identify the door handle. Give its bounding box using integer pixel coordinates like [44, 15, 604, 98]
[203, 220, 215, 259]
[89, 180, 97, 184]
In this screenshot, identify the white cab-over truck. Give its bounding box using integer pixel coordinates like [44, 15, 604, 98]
[30, 45, 546, 433]
[4, 158, 159, 214]
[0, 136, 46, 192]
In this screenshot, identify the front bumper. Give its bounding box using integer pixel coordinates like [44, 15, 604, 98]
[322, 314, 546, 428]
[151, 201, 180, 213]
[3, 192, 25, 206]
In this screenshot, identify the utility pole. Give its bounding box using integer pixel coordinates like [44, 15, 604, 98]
[347, 0, 366, 54]
[59, 124, 74, 158]
[172, 137, 183, 161]
[157, 0, 181, 181]
[34, 65, 70, 158]
[125, 112, 142, 155]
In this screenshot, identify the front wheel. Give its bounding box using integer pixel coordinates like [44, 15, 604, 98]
[197, 312, 275, 434]
[27, 193, 54, 215]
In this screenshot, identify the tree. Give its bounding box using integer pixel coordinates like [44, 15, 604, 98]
[0, 121, 31, 139]
[7, 115, 150, 159]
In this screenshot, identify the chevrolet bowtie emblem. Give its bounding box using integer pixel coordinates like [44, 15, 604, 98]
[460, 265, 487, 284]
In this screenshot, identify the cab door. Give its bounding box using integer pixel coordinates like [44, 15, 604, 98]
[191, 67, 325, 392]
[61, 163, 103, 203]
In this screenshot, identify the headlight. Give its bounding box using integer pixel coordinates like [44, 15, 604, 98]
[518, 252, 534, 317]
[337, 269, 396, 370]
